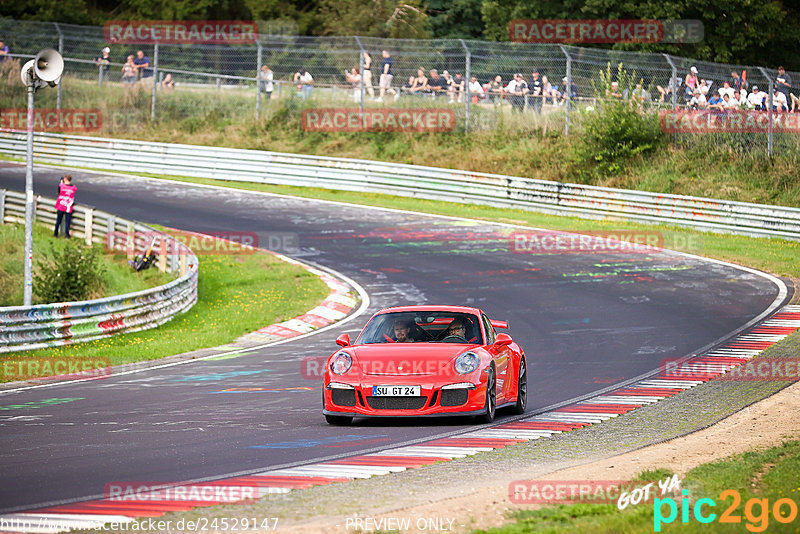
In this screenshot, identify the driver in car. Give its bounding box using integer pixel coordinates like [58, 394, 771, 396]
[394, 319, 416, 343]
[443, 319, 467, 340]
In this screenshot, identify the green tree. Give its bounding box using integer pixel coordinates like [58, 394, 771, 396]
[480, 0, 800, 70]
[425, 0, 485, 39]
[316, 0, 430, 38]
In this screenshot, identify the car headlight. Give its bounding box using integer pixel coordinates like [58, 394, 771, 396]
[454, 351, 480, 374]
[330, 351, 353, 375]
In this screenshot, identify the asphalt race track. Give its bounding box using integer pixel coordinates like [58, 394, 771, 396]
[0, 163, 789, 513]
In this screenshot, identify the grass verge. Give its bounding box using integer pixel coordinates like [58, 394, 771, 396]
[0, 222, 171, 306]
[485, 440, 800, 533]
[1, 241, 330, 376]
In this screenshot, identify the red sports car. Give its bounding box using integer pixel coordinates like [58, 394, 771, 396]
[323, 305, 527, 425]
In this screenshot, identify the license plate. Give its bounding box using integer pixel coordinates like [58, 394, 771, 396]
[372, 385, 421, 396]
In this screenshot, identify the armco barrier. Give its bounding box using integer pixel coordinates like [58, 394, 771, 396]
[0, 189, 198, 354]
[0, 131, 799, 240]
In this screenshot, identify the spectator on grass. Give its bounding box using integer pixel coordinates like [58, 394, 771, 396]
[400, 75, 417, 95]
[731, 71, 747, 92]
[657, 75, 680, 103]
[607, 81, 623, 99]
[506, 73, 528, 112]
[721, 92, 738, 110]
[122, 55, 137, 84]
[134, 50, 152, 82]
[698, 79, 710, 96]
[94, 47, 111, 82]
[345, 67, 362, 102]
[747, 85, 766, 110]
[468, 75, 484, 102]
[362, 51, 375, 98]
[689, 88, 707, 109]
[428, 69, 447, 96]
[293, 68, 313, 100]
[529, 69, 543, 113]
[541, 75, 557, 104]
[0, 41, 9, 62]
[378, 50, 396, 101]
[487, 75, 504, 104]
[630, 82, 649, 109]
[776, 66, 792, 100]
[706, 91, 723, 110]
[258, 65, 274, 99]
[411, 67, 428, 93]
[773, 87, 788, 112]
[54, 174, 76, 238]
[161, 73, 174, 91]
[718, 81, 734, 99]
[685, 66, 699, 92]
[733, 89, 748, 108]
[559, 77, 578, 105]
[449, 73, 465, 103]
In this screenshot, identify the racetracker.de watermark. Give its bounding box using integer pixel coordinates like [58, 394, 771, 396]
[1, 357, 111, 381]
[104, 482, 260, 504]
[105, 230, 299, 255]
[104, 20, 258, 44]
[301, 108, 456, 133]
[510, 231, 664, 254]
[660, 110, 800, 133]
[510, 480, 650, 505]
[661, 358, 800, 381]
[302, 357, 454, 379]
[0, 109, 102, 133]
[509, 19, 703, 43]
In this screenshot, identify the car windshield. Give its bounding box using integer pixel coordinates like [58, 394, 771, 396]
[356, 311, 483, 345]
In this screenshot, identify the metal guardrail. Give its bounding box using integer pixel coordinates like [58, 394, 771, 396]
[0, 131, 798, 240]
[0, 188, 198, 354]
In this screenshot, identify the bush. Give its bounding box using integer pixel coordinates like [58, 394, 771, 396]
[35, 240, 105, 303]
[575, 101, 666, 181]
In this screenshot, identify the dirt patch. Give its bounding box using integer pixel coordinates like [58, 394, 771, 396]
[277, 379, 800, 533]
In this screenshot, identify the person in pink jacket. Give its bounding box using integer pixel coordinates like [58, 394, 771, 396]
[54, 174, 77, 238]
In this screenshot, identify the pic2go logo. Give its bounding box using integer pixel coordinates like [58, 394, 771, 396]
[654, 489, 799, 532]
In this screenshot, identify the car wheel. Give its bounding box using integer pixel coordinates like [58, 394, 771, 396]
[512, 357, 527, 414]
[479, 366, 496, 423]
[325, 414, 353, 425]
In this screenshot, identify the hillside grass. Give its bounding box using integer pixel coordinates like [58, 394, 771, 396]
[2, 75, 798, 208]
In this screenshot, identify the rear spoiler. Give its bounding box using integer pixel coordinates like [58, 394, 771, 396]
[490, 319, 509, 329]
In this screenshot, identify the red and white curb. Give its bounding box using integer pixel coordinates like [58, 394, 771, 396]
[2, 306, 797, 533]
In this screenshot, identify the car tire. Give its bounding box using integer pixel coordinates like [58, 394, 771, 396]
[512, 357, 527, 414]
[478, 366, 496, 423]
[325, 414, 353, 425]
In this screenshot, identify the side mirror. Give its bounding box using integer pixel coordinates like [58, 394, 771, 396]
[494, 333, 513, 347]
[335, 333, 351, 347]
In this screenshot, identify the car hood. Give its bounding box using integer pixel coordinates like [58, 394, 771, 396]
[348, 343, 479, 376]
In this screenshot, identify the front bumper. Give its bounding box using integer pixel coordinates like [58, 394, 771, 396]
[324, 377, 487, 417]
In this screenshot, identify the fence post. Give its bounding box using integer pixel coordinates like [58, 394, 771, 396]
[559, 45, 572, 135]
[84, 208, 93, 246]
[150, 43, 159, 121]
[758, 67, 774, 157]
[0, 189, 5, 224]
[54, 23, 63, 111]
[256, 41, 263, 120]
[159, 238, 167, 272]
[126, 223, 135, 261]
[355, 36, 366, 113]
[663, 54, 678, 145]
[460, 39, 471, 132]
